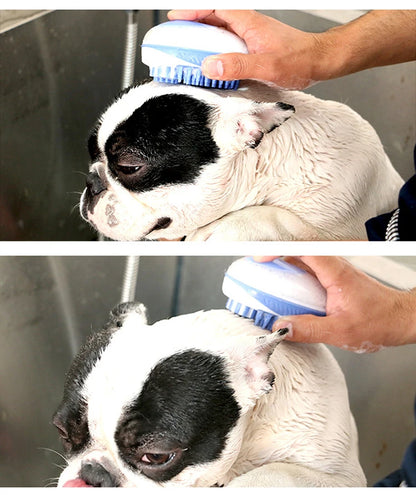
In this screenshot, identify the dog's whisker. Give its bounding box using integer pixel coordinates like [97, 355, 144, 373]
[38, 446, 68, 464]
[74, 170, 89, 178]
[44, 477, 60, 488]
[52, 461, 67, 470]
[70, 202, 81, 215]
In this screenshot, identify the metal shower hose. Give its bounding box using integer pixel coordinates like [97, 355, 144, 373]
[120, 10, 140, 304]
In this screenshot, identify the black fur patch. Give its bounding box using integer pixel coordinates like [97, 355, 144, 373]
[52, 327, 115, 456]
[103, 93, 219, 193]
[115, 350, 240, 482]
[87, 128, 101, 162]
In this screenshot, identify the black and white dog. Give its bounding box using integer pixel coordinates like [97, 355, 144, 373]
[53, 303, 366, 487]
[80, 80, 403, 241]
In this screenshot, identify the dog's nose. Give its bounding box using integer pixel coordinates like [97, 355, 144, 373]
[86, 171, 106, 197]
[79, 460, 119, 487]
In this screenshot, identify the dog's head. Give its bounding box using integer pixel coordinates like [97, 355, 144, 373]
[80, 81, 294, 240]
[53, 303, 286, 487]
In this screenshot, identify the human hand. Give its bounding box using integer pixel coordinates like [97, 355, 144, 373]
[254, 256, 416, 352]
[168, 10, 416, 90]
[167, 10, 330, 90]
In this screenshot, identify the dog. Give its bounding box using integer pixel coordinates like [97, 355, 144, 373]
[79, 80, 403, 241]
[53, 302, 366, 487]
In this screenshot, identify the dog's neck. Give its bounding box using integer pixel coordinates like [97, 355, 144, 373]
[214, 132, 310, 214]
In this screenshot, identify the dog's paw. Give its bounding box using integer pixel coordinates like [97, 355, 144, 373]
[185, 206, 310, 241]
[185, 216, 250, 241]
[227, 462, 340, 487]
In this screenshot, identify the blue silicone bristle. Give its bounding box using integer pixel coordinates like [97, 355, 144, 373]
[150, 65, 240, 89]
[226, 298, 278, 331]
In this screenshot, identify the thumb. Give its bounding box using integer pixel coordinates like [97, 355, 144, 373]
[272, 314, 337, 345]
[202, 52, 273, 82]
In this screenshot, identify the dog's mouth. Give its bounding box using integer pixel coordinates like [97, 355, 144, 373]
[144, 216, 173, 238]
[80, 189, 90, 221]
[63, 478, 92, 488]
[80, 187, 108, 223]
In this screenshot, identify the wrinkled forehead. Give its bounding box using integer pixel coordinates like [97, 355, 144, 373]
[97, 82, 222, 152]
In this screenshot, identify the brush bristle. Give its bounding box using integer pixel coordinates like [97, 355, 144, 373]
[150, 65, 239, 89]
[226, 298, 278, 331]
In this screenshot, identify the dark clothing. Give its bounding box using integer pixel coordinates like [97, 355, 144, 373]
[374, 398, 416, 487]
[366, 147, 416, 241]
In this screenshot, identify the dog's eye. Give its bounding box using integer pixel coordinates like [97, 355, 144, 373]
[140, 452, 175, 465]
[116, 164, 143, 176]
[54, 425, 72, 450]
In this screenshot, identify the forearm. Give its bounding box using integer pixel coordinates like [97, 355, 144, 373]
[396, 287, 416, 346]
[316, 10, 416, 81]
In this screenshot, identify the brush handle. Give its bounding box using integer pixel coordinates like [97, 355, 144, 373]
[223, 257, 327, 330]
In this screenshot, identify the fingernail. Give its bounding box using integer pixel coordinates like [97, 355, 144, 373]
[202, 57, 224, 78]
[272, 321, 293, 338]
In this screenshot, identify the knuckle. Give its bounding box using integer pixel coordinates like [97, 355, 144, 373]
[225, 54, 247, 79]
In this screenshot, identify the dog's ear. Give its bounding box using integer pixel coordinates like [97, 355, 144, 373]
[240, 102, 295, 148]
[224, 329, 288, 410]
[243, 329, 287, 397]
[214, 100, 295, 151]
[104, 302, 148, 330]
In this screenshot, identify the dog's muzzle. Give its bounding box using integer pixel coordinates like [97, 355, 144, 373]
[81, 171, 108, 220]
[86, 171, 107, 197]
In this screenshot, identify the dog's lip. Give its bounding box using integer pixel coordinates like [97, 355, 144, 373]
[63, 478, 93, 488]
[80, 187, 106, 220]
[144, 217, 173, 237]
[80, 189, 89, 221]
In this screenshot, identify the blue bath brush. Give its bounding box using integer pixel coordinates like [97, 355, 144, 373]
[222, 257, 327, 331]
[141, 20, 248, 89]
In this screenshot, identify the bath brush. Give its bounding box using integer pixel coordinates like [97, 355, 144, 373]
[141, 20, 248, 89]
[223, 257, 327, 331]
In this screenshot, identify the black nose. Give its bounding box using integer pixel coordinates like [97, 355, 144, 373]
[86, 171, 106, 197]
[80, 460, 119, 487]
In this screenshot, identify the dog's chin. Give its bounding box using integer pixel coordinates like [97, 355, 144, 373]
[87, 216, 182, 242]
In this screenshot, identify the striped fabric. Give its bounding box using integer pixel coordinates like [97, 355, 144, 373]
[385, 208, 400, 241]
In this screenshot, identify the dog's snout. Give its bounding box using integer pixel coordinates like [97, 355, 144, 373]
[80, 460, 119, 487]
[86, 171, 106, 197]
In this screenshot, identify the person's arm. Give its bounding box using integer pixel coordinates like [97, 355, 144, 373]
[319, 10, 416, 78]
[168, 10, 416, 90]
[254, 256, 416, 353]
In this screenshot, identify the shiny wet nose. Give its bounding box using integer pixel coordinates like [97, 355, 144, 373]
[86, 171, 106, 197]
[79, 460, 118, 487]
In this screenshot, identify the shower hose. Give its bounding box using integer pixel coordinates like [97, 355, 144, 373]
[120, 10, 140, 304]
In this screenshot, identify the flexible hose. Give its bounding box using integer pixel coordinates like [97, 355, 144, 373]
[121, 256, 140, 303]
[120, 10, 140, 303]
[121, 10, 139, 89]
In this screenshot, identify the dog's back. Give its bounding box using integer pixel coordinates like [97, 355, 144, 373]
[235, 83, 404, 240]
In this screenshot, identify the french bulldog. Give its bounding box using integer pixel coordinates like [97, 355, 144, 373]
[53, 303, 366, 487]
[79, 80, 403, 241]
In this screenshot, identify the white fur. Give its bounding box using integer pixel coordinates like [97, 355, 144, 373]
[57, 309, 366, 487]
[81, 81, 403, 241]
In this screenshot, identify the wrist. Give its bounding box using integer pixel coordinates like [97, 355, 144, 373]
[308, 27, 354, 82]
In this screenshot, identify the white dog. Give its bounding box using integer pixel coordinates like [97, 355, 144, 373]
[79, 80, 403, 241]
[54, 303, 366, 487]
